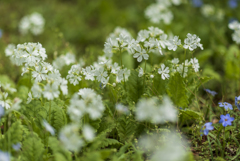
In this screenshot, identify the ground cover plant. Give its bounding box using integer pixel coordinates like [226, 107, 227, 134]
[1, 0, 240, 161]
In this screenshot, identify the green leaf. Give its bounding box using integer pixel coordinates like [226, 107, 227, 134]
[116, 115, 136, 143]
[0, 121, 23, 150]
[179, 109, 202, 122]
[48, 137, 72, 161]
[167, 73, 188, 108]
[100, 138, 123, 148]
[21, 133, 45, 161]
[126, 70, 144, 103]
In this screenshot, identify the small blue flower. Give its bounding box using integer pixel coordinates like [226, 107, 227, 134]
[200, 122, 214, 136]
[235, 96, 240, 110]
[219, 114, 234, 127]
[228, 0, 238, 8]
[192, 0, 203, 7]
[12, 143, 21, 151]
[0, 150, 10, 161]
[218, 102, 233, 110]
[204, 89, 217, 96]
[0, 105, 4, 118]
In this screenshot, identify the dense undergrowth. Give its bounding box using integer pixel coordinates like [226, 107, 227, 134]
[1, 0, 240, 161]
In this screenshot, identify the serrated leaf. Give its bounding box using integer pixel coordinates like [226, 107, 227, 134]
[179, 109, 202, 122]
[126, 70, 144, 103]
[167, 73, 188, 108]
[21, 133, 45, 161]
[116, 115, 136, 143]
[100, 138, 123, 148]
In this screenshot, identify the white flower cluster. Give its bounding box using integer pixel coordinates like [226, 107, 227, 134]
[59, 124, 84, 152]
[0, 82, 17, 109]
[135, 96, 177, 124]
[5, 43, 68, 102]
[138, 132, 188, 161]
[67, 55, 130, 88]
[68, 88, 105, 121]
[53, 52, 76, 70]
[145, 0, 182, 24]
[19, 12, 45, 35]
[157, 57, 200, 80]
[229, 21, 240, 44]
[59, 123, 95, 152]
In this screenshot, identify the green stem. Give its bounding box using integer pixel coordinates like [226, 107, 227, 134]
[207, 135, 213, 161]
[222, 127, 226, 158]
[4, 116, 7, 150]
[143, 59, 147, 88]
[120, 47, 122, 66]
[8, 113, 11, 153]
[48, 101, 52, 123]
[182, 49, 187, 77]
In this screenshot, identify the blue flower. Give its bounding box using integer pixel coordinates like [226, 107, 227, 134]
[12, 143, 21, 151]
[219, 114, 234, 127]
[235, 96, 240, 110]
[218, 102, 233, 110]
[0, 150, 10, 161]
[192, 0, 203, 7]
[228, 0, 238, 8]
[0, 105, 4, 118]
[200, 122, 214, 136]
[204, 89, 217, 96]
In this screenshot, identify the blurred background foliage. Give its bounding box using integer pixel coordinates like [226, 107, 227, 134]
[0, 0, 240, 101]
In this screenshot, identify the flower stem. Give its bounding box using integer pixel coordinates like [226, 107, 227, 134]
[48, 101, 52, 124]
[222, 127, 226, 158]
[182, 49, 187, 77]
[207, 135, 213, 161]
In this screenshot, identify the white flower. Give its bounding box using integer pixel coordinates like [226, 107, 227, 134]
[0, 92, 11, 109]
[229, 21, 240, 30]
[190, 58, 200, 72]
[116, 33, 130, 47]
[150, 75, 154, 79]
[68, 94, 86, 122]
[31, 82, 42, 98]
[67, 64, 82, 86]
[32, 66, 47, 82]
[59, 78, 68, 95]
[137, 30, 150, 42]
[168, 36, 181, 51]
[43, 83, 60, 100]
[26, 92, 33, 104]
[2, 84, 16, 94]
[19, 12, 45, 35]
[171, 58, 179, 64]
[116, 103, 129, 114]
[82, 66, 95, 81]
[177, 64, 188, 78]
[133, 46, 149, 62]
[116, 68, 130, 83]
[138, 67, 144, 77]
[158, 64, 170, 80]
[59, 124, 84, 152]
[110, 62, 120, 74]
[0, 151, 10, 161]
[95, 67, 108, 83]
[83, 125, 95, 141]
[5, 44, 15, 57]
[43, 120, 55, 135]
[232, 30, 240, 44]
[148, 26, 164, 37]
[183, 33, 203, 51]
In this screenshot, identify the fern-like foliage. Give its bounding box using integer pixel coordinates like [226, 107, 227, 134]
[0, 121, 23, 150]
[116, 115, 136, 143]
[21, 132, 45, 161]
[126, 70, 144, 103]
[167, 73, 189, 108]
[179, 109, 203, 122]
